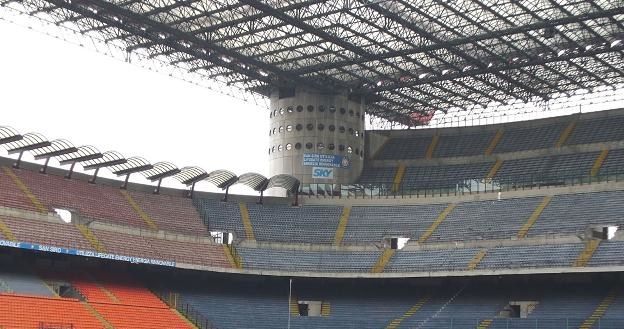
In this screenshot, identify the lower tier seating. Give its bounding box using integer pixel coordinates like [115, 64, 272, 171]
[0, 294, 103, 329]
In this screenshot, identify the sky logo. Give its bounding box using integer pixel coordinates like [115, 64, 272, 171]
[312, 167, 334, 179]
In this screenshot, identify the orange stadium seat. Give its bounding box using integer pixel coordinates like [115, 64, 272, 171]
[0, 294, 103, 329]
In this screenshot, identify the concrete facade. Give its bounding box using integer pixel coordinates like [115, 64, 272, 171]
[268, 88, 365, 184]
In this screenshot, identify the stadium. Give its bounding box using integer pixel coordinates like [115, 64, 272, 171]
[1, 0, 624, 328]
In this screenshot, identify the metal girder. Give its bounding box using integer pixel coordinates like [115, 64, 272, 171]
[7, 0, 624, 126]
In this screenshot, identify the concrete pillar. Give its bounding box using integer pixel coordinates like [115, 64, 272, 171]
[268, 88, 365, 186]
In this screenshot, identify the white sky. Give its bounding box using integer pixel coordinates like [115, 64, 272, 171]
[0, 19, 269, 193]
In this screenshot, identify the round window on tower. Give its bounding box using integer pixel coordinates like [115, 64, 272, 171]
[295, 143, 302, 150]
[297, 105, 304, 112]
[296, 124, 303, 131]
[286, 125, 293, 132]
[307, 105, 314, 112]
[286, 143, 292, 151]
[306, 123, 314, 131]
[305, 142, 313, 149]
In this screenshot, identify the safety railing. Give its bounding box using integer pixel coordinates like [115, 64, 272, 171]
[155, 290, 220, 329]
[299, 318, 624, 328]
[300, 168, 624, 199]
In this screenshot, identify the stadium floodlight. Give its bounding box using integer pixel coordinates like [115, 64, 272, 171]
[206, 169, 238, 202]
[57, 145, 103, 179]
[3, 133, 51, 169]
[141, 162, 181, 194]
[81, 151, 127, 183]
[173, 166, 209, 198]
[30, 139, 78, 173]
[0, 126, 22, 145]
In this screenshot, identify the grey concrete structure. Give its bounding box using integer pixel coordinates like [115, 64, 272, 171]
[268, 88, 365, 185]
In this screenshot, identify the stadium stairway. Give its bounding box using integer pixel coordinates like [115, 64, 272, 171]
[238, 202, 256, 240]
[590, 149, 610, 177]
[332, 206, 351, 246]
[555, 120, 577, 147]
[223, 244, 243, 269]
[391, 164, 406, 193]
[384, 295, 430, 329]
[573, 239, 602, 267]
[418, 203, 456, 243]
[476, 318, 493, 329]
[75, 223, 107, 253]
[517, 196, 552, 239]
[578, 287, 619, 329]
[1, 166, 47, 213]
[119, 190, 158, 230]
[0, 217, 16, 241]
[484, 129, 504, 156]
[372, 249, 396, 273]
[485, 159, 503, 180]
[467, 249, 488, 270]
[425, 134, 440, 159]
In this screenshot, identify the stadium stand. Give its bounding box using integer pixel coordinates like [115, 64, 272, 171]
[0, 294, 103, 328]
[375, 136, 432, 160]
[493, 121, 568, 153]
[433, 131, 496, 158]
[0, 270, 55, 297]
[0, 216, 93, 250]
[566, 115, 624, 145]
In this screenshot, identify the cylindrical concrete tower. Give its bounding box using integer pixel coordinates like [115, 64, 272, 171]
[268, 88, 365, 186]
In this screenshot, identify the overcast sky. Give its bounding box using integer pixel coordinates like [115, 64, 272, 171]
[0, 19, 269, 193]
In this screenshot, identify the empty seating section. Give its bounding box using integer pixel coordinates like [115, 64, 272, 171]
[178, 281, 624, 329]
[0, 270, 54, 297]
[1, 216, 92, 250]
[0, 294, 103, 329]
[92, 228, 230, 267]
[477, 244, 584, 269]
[13, 168, 147, 228]
[434, 131, 495, 158]
[495, 122, 567, 153]
[587, 241, 624, 267]
[127, 191, 206, 235]
[376, 136, 431, 159]
[531, 191, 624, 237]
[181, 285, 289, 329]
[600, 148, 624, 175]
[495, 152, 599, 182]
[246, 203, 342, 244]
[429, 197, 543, 242]
[567, 115, 624, 145]
[346, 204, 446, 244]
[238, 247, 380, 272]
[68, 272, 194, 329]
[194, 198, 246, 241]
[0, 168, 39, 212]
[402, 162, 492, 189]
[357, 166, 395, 185]
[387, 247, 481, 272]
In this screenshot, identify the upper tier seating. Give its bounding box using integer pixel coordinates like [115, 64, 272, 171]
[434, 131, 496, 158]
[494, 122, 568, 153]
[346, 203, 447, 244]
[126, 191, 207, 235]
[91, 227, 231, 268]
[567, 115, 624, 145]
[194, 198, 246, 240]
[1, 216, 92, 250]
[402, 162, 493, 189]
[0, 167, 40, 212]
[356, 166, 396, 186]
[600, 148, 624, 176]
[246, 203, 343, 244]
[376, 135, 431, 160]
[495, 152, 600, 182]
[3, 168, 206, 235]
[0, 294, 103, 329]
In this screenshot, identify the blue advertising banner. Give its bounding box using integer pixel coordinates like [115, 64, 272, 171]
[0, 239, 176, 267]
[303, 153, 351, 168]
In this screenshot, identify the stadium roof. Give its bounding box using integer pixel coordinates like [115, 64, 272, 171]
[3, 0, 624, 126]
[0, 125, 300, 195]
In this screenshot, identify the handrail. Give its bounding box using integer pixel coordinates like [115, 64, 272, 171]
[300, 168, 624, 199]
[155, 290, 220, 329]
